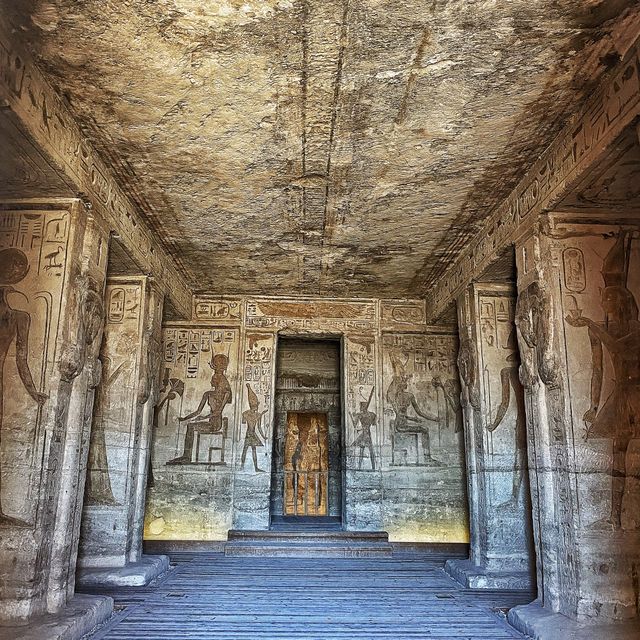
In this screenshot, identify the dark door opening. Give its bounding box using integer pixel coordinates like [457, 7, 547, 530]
[269, 338, 342, 528]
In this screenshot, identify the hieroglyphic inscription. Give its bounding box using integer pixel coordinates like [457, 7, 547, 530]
[192, 297, 242, 323]
[380, 299, 426, 331]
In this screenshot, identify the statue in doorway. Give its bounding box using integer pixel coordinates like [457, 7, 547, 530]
[350, 387, 376, 470]
[565, 232, 640, 530]
[485, 326, 527, 508]
[241, 383, 268, 472]
[167, 353, 231, 465]
[0, 248, 48, 526]
[386, 352, 441, 466]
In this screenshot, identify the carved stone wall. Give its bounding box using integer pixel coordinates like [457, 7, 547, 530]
[513, 215, 640, 623]
[0, 204, 109, 620]
[144, 297, 468, 542]
[380, 331, 468, 542]
[78, 277, 164, 568]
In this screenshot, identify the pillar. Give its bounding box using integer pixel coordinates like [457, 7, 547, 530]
[0, 203, 113, 637]
[446, 283, 535, 589]
[508, 215, 640, 639]
[76, 277, 168, 586]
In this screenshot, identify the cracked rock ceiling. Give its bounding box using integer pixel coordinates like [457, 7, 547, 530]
[5, 0, 638, 297]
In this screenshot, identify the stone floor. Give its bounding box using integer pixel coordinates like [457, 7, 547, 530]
[81, 550, 534, 639]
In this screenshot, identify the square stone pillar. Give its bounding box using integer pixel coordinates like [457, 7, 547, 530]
[76, 277, 168, 587]
[446, 283, 535, 589]
[508, 216, 640, 640]
[0, 204, 113, 636]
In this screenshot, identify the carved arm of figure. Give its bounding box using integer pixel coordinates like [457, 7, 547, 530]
[178, 393, 209, 422]
[16, 311, 47, 405]
[411, 395, 439, 422]
[258, 410, 268, 441]
[487, 367, 511, 432]
[584, 329, 603, 431]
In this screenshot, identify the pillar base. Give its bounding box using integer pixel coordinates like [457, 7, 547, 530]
[445, 558, 533, 590]
[508, 601, 640, 640]
[76, 554, 170, 588]
[0, 594, 113, 640]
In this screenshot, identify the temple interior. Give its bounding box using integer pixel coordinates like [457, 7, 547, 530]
[0, 2, 639, 639]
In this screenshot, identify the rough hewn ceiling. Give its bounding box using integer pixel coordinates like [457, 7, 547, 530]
[4, 0, 638, 297]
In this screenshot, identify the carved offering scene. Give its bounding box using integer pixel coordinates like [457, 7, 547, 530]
[144, 325, 240, 541]
[381, 331, 468, 543]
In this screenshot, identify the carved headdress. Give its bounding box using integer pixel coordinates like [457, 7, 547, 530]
[602, 231, 630, 288]
[246, 383, 259, 411]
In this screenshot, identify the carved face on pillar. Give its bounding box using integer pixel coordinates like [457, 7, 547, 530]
[515, 281, 558, 388]
[457, 334, 480, 410]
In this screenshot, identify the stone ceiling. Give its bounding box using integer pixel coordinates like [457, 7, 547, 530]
[4, 0, 638, 297]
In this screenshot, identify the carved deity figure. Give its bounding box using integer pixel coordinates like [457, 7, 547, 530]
[565, 232, 640, 530]
[386, 353, 441, 466]
[86, 357, 124, 505]
[167, 353, 232, 465]
[241, 383, 268, 472]
[486, 326, 527, 507]
[350, 387, 376, 470]
[0, 248, 48, 526]
[457, 333, 480, 411]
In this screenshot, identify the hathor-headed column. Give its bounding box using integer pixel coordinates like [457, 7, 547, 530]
[76, 277, 168, 587]
[0, 203, 113, 634]
[446, 283, 535, 589]
[508, 215, 640, 640]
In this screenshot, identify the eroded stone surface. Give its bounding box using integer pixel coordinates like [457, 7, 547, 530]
[4, 1, 637, 297]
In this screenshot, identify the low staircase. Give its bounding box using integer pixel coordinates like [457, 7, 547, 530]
[224, 528, 394, 558]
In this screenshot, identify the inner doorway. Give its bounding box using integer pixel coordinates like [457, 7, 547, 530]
[269, 338, 342, 527]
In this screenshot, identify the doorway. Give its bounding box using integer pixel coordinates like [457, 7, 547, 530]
[269, 338, 342, 527]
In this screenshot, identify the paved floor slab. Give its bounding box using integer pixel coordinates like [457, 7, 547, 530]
[82, 551, 533, 639]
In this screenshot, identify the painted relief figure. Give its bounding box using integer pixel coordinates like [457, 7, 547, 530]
[241, 384, 268, 472]
[350, 387, 376, 470]
[148, 368, 184, 486]
[565, 232, 640, 530]
[432, 375, 463, 434]
[167, 353, 231, 465]
[0, 248, 48, 526]
[486, 326, 527, 507]
[86, 358, 124, 505]
[386, 352, 441, 466]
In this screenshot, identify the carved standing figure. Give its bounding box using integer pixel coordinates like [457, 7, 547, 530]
[0, 248, 48, 526]
[167, 353, 232, 465]
[350, 387, 376, 470]
[486, 326, 527, 507]
[565, 232, 640, 530]
[241, 383, 268, 472]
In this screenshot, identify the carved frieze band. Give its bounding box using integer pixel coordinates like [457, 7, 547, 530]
[0, 22, 191, 318]
[427, 37, 640, 320]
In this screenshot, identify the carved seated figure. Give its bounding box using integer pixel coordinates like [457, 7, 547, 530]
[167, 356, 232, 466]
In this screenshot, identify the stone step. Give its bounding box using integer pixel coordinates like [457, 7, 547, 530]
[227, 529, 389, 544]
[224, 541, 394, 558]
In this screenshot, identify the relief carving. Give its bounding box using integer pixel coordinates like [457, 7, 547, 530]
[565, 231, 640, 531]
[0, 248, 48, 526]
[515, 281, 559, 389]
